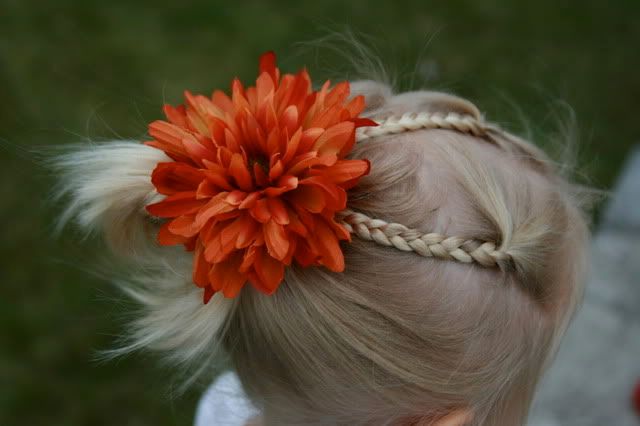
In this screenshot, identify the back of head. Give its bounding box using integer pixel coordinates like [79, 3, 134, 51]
[56, 77, 590, 425]
[225, 83, 590, 425]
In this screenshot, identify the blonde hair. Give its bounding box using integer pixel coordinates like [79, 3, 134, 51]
[56, 81, 591, 425]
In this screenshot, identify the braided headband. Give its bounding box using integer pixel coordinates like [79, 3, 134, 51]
[145, 52, 509, 302]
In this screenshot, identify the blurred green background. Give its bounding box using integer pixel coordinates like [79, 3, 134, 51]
[1, 0, 638, 425]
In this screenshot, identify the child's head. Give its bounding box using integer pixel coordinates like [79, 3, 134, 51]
[56, 63, 590, 425]
[225, 83, 590, 425]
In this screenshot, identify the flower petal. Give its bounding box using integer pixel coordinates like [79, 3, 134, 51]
[313, 159, 370, 188]
[263, 175, 298, 197]
[228, 153, 253, 191]
[249, 198, 271, 223]
[151, 162, 204, 195]
[158, 221, 191, 245]
[264, 219, 289, 261]
[193, 241, 211, 287]
[299, 176, 346, 210]
[309, 218, 345, 272]
[146, 191, 204, 218]
[312, 121, 355, 157]
[253, 248, 285, 294]
[266, 197, 289, 225]
[194, 192, 235, 227]
[288, 184, 325, 213]
[259, 51, 279, 85]
[208, 253, 247, 297]
[168, 215, 200, 237]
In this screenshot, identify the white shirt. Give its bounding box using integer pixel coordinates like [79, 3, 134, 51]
[195, 371, 260, 426]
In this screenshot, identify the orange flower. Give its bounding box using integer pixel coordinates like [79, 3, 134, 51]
[145, 52, 375, 302]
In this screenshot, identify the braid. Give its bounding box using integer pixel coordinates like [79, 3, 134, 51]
[356, 112, 490, 141]
[337, 209, 512, 268]
[357, 111, 552, 173]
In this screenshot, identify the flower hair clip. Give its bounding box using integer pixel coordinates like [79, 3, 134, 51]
[145, 52, 376, 302]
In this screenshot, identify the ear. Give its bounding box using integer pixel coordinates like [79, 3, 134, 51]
[54, 141, 169, 258]
[431, 410, 474, 426]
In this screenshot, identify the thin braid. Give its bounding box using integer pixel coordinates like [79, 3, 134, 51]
[356, 112, 491, 141]
[337, 209, 512, 268]
[357, 111, 552, 172]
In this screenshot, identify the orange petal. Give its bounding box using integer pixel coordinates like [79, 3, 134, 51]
[157, 221, 190, 246]
[266, 197, 289, 225]
[168, 215, 200, 237]
[264, 220, 289, 261]
[268, 158, 284, 182]
[148, 121, 189, 153]
[239, 244, 258, 273]
[204, 227, 237, 264]
[151, 162, 204, 195]
[208, 254, 247, 297]
[236, 216, 259, 249]
[288, 184, 325, 213]
[163, 104, 188, 127]
[343, 94, 365, 117]
[325, 81, 350, 104]
[323, 213, 351, 241]
[203, 286, 215, 304]
[315, 159, 370, 187]
[146, 191, 204, 218]
[181, 133, 215, 165]
[196, 180, 218, 199]
[299, 176, 346, 210]
[228, 153, 253, 191]
[223, 254, 249, 298]
[282, 128, 302, 165]
[292, 239, 317, 267]
[287, 209, 308, 237]
[211, 90, 234, 115]
[256, 71, 276, 106]
[263, 175, 298, 197]
[253, 162, 269, 187]
[286, 69, 312, 113]
[219, 215, 245, 248]
[265, 129, 281, 157]
[249, 198, 271, 223]
[258, 51, 279, 85]
[312, 121, 355, 157]
[298, 127, 324, 153]
[238, 191, 260, 209]
[202, 162, 233, 191]
[194, 192, 235, 227]
[281, 105, 299, 136]
[193, 241, 211, 287]
[219, 213, 258, 250]
[225, 190, 248, 206]
[310, 219, 345, 272]
[222, 271, 248, 298]
[353, 117, 378, 128]
[253, 248, 285, 294]
[144, 140, 190, 164]
[231, 78, 249, 110]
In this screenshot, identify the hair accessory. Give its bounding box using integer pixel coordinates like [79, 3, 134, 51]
[338, 209, 511, 267]
[145, 52, 376, 302]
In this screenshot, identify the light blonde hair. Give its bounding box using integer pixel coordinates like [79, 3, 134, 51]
[56, 81, 591, 425]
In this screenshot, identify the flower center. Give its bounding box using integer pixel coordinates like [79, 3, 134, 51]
[248, 154, 269, 186]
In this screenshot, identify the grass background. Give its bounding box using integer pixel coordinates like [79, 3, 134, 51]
[1, 1, 638, 425]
